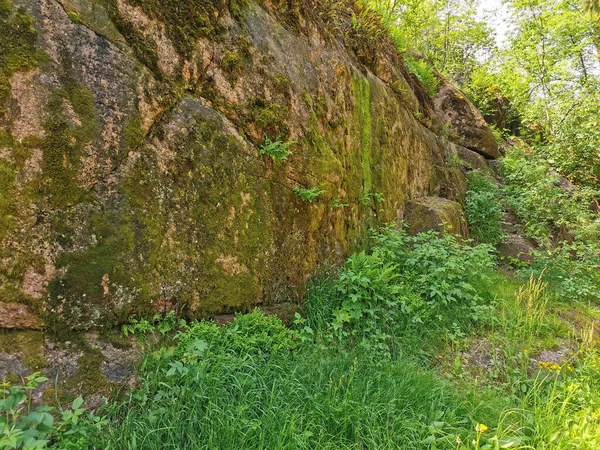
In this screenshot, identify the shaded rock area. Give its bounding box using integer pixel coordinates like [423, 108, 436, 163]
[451, 143, 492, 172]
[496, 209, 536, 262]
[0, 329, 137, 407]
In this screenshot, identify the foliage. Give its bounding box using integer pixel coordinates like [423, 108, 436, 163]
[500, 146, 600, 302]
[525, 243, 600, 303]
[122, 311, 186, 338]
[293, 184, 325, 203]
[465, 170, 507, 244]
[365, 0, 495, 79]
[0, 374, 103, 450]
[540, 99, 600, 190]
[173, 310, 297, 366]
[302, 228, 496, 355]
[258, 136, 295, 161]
[501, 146, 600, 245]
[404, 56, 439, 97]
[464, 66, 522, 136]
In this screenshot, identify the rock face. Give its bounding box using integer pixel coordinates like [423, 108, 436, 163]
[404, 196, 468, 237]
[433, 77, 501, 159]
[0, 0, 497, 333]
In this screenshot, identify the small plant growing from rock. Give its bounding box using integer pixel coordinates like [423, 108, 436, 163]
[221, 51, 241, 71]
[259, 136, 295, 161]
[332, 199, 349, 209]
[294, 185, 325, 203]
[404, 57, 439, 97]
[359, 190, 384, 206]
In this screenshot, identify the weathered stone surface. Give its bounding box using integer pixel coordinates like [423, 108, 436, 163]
[0, 329, 138, 406]
[0, 303, 42, 329]
[434, 77, 501, 159]
[404, 196, 468, 237]
[450, 143, 492, 172]
[0, 0, 487, 332]
[497, 209, 536, 262]
[496, 235, 535, 262]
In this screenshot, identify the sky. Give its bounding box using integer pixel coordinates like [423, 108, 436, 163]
[477, 0, 513, 46]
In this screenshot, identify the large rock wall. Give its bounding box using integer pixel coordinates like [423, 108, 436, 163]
[0, 0, 489, 332]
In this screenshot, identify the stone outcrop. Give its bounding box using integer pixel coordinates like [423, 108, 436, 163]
[433, 77, 501, 159]
[404, 196, 468, 237]
[0, 0, 498, 335]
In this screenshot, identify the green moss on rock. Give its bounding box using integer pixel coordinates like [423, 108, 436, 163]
[352, 76, 373, 196]
[39, 79, 98, 208]
[47, 209, 141, 332]
[0, 330, 46, 372]
[123, 117, 145, 149]
[0, 0, 39, 119]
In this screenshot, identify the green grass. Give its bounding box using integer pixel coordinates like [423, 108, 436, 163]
[95, 344, 502, 449]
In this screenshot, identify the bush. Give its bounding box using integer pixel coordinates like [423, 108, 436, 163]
[465, 171, 507, 244]
[175, 310, 297, 366]
[501, 146, 600, 245]
[303, 228, 497, 355]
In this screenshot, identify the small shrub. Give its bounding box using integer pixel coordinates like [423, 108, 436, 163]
[465, 171, 507, 244]
[259, 136, 295, 161]
[293, 184, 325, 203]
[523, 243, 600, 303]
[303, 227, 497, 355]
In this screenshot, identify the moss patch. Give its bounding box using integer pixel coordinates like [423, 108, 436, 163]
[40, 78, 99, 209]
[0, 0, 40, 119]
[247, 98, 289, 138]
[352, 76, 373, 197]
[120, 0, 247, 57]
[123, 117, 145, 149]
[0, 330, 46, 372]
[47, 209, 141, 332]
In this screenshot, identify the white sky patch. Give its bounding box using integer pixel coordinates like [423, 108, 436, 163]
[477, 0, 513, 48]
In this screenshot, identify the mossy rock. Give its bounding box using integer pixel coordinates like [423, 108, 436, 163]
[404, 196, 468, 237]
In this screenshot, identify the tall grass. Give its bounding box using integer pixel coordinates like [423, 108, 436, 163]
[95, 315, 503, 450]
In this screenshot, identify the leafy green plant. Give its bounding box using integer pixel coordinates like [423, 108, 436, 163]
[0, 374, 102, 450]
[404, 57, 439, 97]
[258, 136, 295, 161]
[465, 171, 507, 244]
[359, 190, 384, 206]
[293, 184, 325, 203]
[122, 311, 185, 338]
[331, 199, 349, 209]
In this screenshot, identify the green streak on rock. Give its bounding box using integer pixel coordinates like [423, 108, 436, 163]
[352, 76, 373, 195]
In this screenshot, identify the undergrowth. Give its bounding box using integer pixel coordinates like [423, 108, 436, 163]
[3, 229, 600, 449]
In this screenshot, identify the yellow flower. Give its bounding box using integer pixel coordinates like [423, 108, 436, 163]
[475, 423, 488, 433]
[456, 435, 462, 444]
